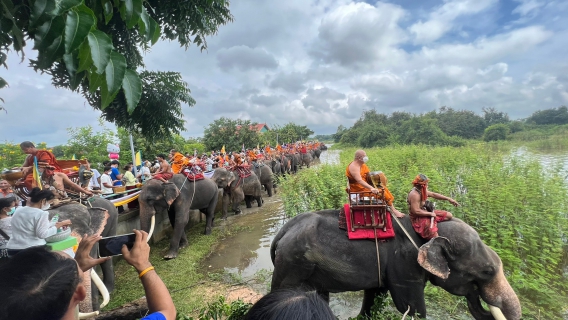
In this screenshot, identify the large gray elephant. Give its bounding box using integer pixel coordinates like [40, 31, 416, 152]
[139, 175, 219, 259]
[48, 202, 110, 316]
[286, 154, 299, 174]
[300, 152, 312, 168]
[211, 167, 262, 218]
[271, 210, 521, 320]
[313, 148, 322, 159]
[252, 163, 275, 197]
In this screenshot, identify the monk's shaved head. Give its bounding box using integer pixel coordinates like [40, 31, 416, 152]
[354, 150, 366, 160]
[20, 141, 35, 149]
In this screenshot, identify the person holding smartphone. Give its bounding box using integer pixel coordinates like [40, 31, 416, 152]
[0, 230, 176, 320]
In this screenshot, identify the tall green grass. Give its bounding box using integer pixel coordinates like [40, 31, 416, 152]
[280, 144, 568, 319]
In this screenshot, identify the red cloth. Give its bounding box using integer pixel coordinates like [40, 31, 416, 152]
[182, 171, 204, 181]
[343, 204, 395, 240]
[154, 172, 173, 181]
[410, 210, 448, 240]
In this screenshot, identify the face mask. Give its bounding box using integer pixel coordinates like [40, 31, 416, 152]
[7, 207, 15, 216]
[362, 156, 369, 163]
[42, 202, 51, 210]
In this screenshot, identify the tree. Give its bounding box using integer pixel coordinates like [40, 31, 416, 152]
[65, 122, 116, 168]
[395, 117, 451, 146]
[0, 0, 233, 139]
[483, 107, 510, 126]
[203, 118, 260, 152]
[483, 124, 510, 142]
[51, 145, 67, 157]
[429, 107, 486, 139]
[276, 123, 314, 143]
[333, 125, 347, 143]
[526, 106, 568, 125]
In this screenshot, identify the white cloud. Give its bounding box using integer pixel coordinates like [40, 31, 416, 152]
[410, 0, 497, 44]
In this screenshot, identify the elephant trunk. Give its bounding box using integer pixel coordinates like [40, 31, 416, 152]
[480, 263, 521, 320]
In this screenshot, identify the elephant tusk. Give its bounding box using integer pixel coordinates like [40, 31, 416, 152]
[489, 305, 507, 320]
[401, 305, 410, 320]
[91, 269, 110, 309]
[78, 310, 99, 319]
[147, 215, 155, 242]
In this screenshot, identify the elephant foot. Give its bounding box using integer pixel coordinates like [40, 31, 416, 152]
[204, 228, 212, 235]
[164, 251, 178, 260]
[179, 241, 189, 249]
[235, 209, 242, 215]
[246, 203, 252, 208]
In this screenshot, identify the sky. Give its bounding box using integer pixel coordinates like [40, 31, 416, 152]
[2, 0, 568, 146]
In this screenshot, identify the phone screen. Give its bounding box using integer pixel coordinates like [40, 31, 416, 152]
[98, 233, 136, 257]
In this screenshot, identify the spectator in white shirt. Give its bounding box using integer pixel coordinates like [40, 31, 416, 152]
[0, 196, 17, 250]
[137, 160, 152, 182]
[84, 159, 101, 191]
[6, 188, 71, 255]
[100, 166, 114, 195]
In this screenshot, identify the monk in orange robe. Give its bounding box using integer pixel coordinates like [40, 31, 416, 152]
[248, 150, 257, 162]
[276, 144, 282, 153]
[169, 149, 189, 174]
[19, 141, 93, 195]
[346, 150, 404, 218]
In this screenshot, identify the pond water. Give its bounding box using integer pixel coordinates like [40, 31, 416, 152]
[201, 146, 568, 319]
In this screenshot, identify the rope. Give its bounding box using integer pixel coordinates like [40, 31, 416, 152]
[178, 173, 196, 210]
[401, 305, 411, 320]
[374, 228, 381, 288]
[390, 211, 420, 250]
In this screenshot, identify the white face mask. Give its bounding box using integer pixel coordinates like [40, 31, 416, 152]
[362, 156, 369, 163]
[41, 201, 51, 210]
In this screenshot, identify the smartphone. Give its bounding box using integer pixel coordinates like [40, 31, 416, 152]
[98, 233, 136, 257]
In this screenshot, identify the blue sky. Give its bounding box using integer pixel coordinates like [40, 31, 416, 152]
[1, 0, 567, 145]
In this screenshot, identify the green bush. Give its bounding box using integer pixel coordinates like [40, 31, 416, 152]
[483, 124, 510, 141]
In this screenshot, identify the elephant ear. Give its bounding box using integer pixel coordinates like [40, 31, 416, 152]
[418, 236, 452, 279]
[163, 182, 180, 207]
[87, 207, 109, 236]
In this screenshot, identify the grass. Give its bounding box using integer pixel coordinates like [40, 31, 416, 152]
[105, 213, 246, 316]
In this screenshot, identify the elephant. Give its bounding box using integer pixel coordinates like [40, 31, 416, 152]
[270, 210, 521, 320]
[300, 152, 312, 168]
[286, 154, 299, 174]
[48, 202, 111, 317]
[252, 163, 276, 197]
[313, 148, 322, 159]
[280, 155, 291, 174]
[211, 167, 263, 218]
[87, 197, 118, 291]
[138, 175, 219, 259]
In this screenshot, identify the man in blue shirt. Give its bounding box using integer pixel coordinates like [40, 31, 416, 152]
[110, 160, 123, 186]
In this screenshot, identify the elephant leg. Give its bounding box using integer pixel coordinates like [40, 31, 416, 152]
[179, 229, 189, 248]
[165, 205, 189, 260]
[245, 195, 252, 208]
[222, 192, 230, 219]
[257, 196, 263, 207]
[266, 184, 273, 197]
[204, 207, 214, 235]
[361, 288, 383, 316]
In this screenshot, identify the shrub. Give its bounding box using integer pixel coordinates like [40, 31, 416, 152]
[483, 124, 510, 141]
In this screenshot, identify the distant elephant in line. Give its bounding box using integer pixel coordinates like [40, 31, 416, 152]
[300, 152, 312, 168]
[139, 176, 219, 259]
[211, 167, 263, 218]
[271, 210, 521, 320]
[313, 149, 322, 159]
[253, 163, 276, 197]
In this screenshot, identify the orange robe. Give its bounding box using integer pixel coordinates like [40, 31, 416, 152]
[277, 144, 282, 152]
[22, 150, 61, 188]
[346, 162, 371, 197]
[171, 152, 189, 174]
[265, 146, 271, 154]
[248, 150, 257, 161]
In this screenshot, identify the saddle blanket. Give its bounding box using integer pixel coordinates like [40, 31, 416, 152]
[182, 169, 204, 181]
[340, 204, 395, 240]
[232, 165, 252, 178]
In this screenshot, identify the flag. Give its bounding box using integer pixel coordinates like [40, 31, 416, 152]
[221, 145, 225, 154]
[242, 144, 245, 153]
[71, 154, 76, 160]
[135, 150, 142, 166]
[33, 156, 42, 190]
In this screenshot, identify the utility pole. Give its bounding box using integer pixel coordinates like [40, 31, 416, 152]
[129, 133, 138, 177]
